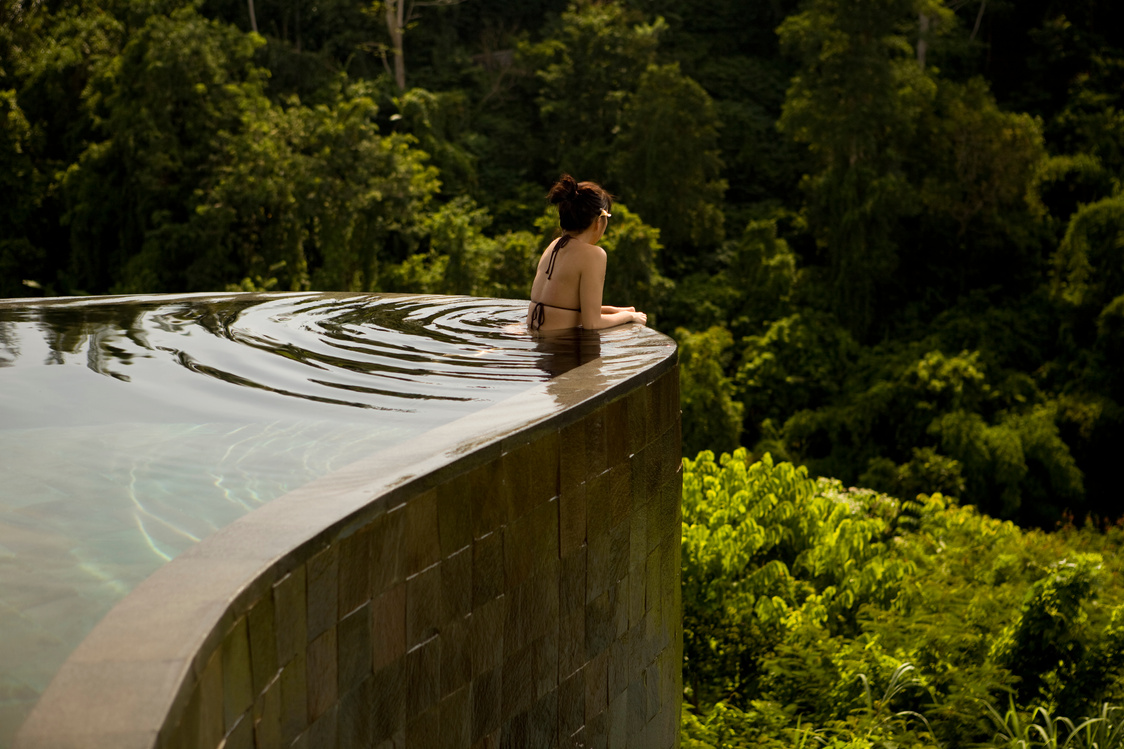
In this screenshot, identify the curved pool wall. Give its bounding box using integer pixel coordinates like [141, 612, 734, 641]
[14, 297, 682, 748]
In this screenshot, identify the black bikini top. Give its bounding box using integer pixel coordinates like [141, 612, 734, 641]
[530, 235, 580, 330]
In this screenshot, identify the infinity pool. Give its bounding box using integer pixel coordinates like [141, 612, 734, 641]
[0, 291, 608, 743]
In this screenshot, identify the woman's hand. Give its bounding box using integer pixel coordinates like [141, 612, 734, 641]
[632, 310, 647, 325]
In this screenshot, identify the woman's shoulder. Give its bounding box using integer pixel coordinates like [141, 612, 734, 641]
[573, 239, 607, 260]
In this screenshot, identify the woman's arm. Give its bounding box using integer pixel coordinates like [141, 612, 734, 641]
[580, 249, 646, 329]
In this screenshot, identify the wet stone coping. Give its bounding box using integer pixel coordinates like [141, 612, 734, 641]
[14, 308, 681, 749]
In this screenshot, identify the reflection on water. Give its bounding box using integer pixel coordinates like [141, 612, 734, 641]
[0, 291, 657, 745]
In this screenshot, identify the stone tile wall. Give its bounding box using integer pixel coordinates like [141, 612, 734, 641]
[152, 365, 682, 749]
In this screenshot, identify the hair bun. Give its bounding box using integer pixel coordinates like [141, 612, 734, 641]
[547, 174, 578, 205]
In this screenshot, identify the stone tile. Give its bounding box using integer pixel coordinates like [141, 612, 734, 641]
[437, 477, 472, 558]
[626, 678, 645, 738]
[559, 420, 587, 495]
[197, 648, 225, 749]
[468, 596, 504, 675]
[500, 447, 531, 523]
[583, 649, 607, 718]
[371, 661, 405, 744]
[440, 614, 471, 698]
[407, 561, 443, 649]
[557, 666, 584, 740]
[279, 652, 308, 742]
[562, 725, 586, 749]
[438, 685, 471, 749]
[625, 386, 650, 459]
[504, 497, 558, 590]
[660, 537, 679, 623]
[560, 545, 586, 615]
[644, 667, 660, 722]
[608, 521, 629, 586]
[375, 728, 406, 749]
[585, 590, 612, 659]
[531, 627, 559, 702]
[371, 505, 406, 595]
[645, 549, 661, 614]
[405, 634, 441, 719]
[559, 605, 585, 681]
[337, 603, 372, 695]
[253, 672, 282, 749]
[610, 577, 629, 640]
[585, 470, 611, 542]
[608, 631, 629, 701]
[658, 426, 680, 487]
[500, 710, 529, 749]
[527, 430, 560, 506]
[307, 546, 339, 643]
[586, 527, 610, 606]
[628, 509, 647, 583]
[248, 591, 279, 697]
[338, 677, 372, 749]
[500, 642, 534, 719]
[472, 530, 504, 609]
[559, 483, 586, 555]
[584, 706, 608, 749]
[442, 546, 472, 622]
[469, 460, 506, 541]
[608, 465, 631, 529]
[307, 702, 337, 749]
[525, 690, 559, 748]
[645, 497, 662, 557]
[338, 528, 371, 619]
[629, 565, 645, 630]
[605, 398, 629, 468]
[274, 567, 308, 668]
[307, 626, 338, 723]
[406, 490, 440, 578]
[583, 410, 607, 479]
[504, 561, 559, 654]
[370, 583, 405, 673]
[470, 730, 500, 749]
[224, 712, 254, 749]
[640, 446, 662, 513]
[656, 475, 679, 541]
[406, 703, 441, 749]
[222, 616, 254, 733]
[608, 689, 627, 749]
[471, 667, 501, 743]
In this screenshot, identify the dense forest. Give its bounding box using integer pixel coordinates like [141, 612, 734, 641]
[4, 0, 1124, 743]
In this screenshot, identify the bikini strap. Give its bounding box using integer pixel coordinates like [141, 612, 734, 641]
[531, 302, 546, 330]
[545, 234, 572, 279]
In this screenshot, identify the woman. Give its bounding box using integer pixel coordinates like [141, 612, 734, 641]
[527, 174, 648, 332]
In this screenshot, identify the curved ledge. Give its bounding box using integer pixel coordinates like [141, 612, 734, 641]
[16, 316, 683, 749]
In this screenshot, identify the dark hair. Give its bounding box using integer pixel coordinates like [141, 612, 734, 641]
[547, 174, 612, 232]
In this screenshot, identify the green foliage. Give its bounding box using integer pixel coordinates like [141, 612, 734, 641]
[676, 327, 743, 457]
[597, 203, 673, 319]
[681, 453, 1124, 748]
[527, 0, 663, 182]
[612, 62, 726, 251]
[778, 0, 937, 338]
[1052, 194, 1124, 313]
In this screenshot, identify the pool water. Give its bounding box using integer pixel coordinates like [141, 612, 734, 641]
[0, 291, 578, 742]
